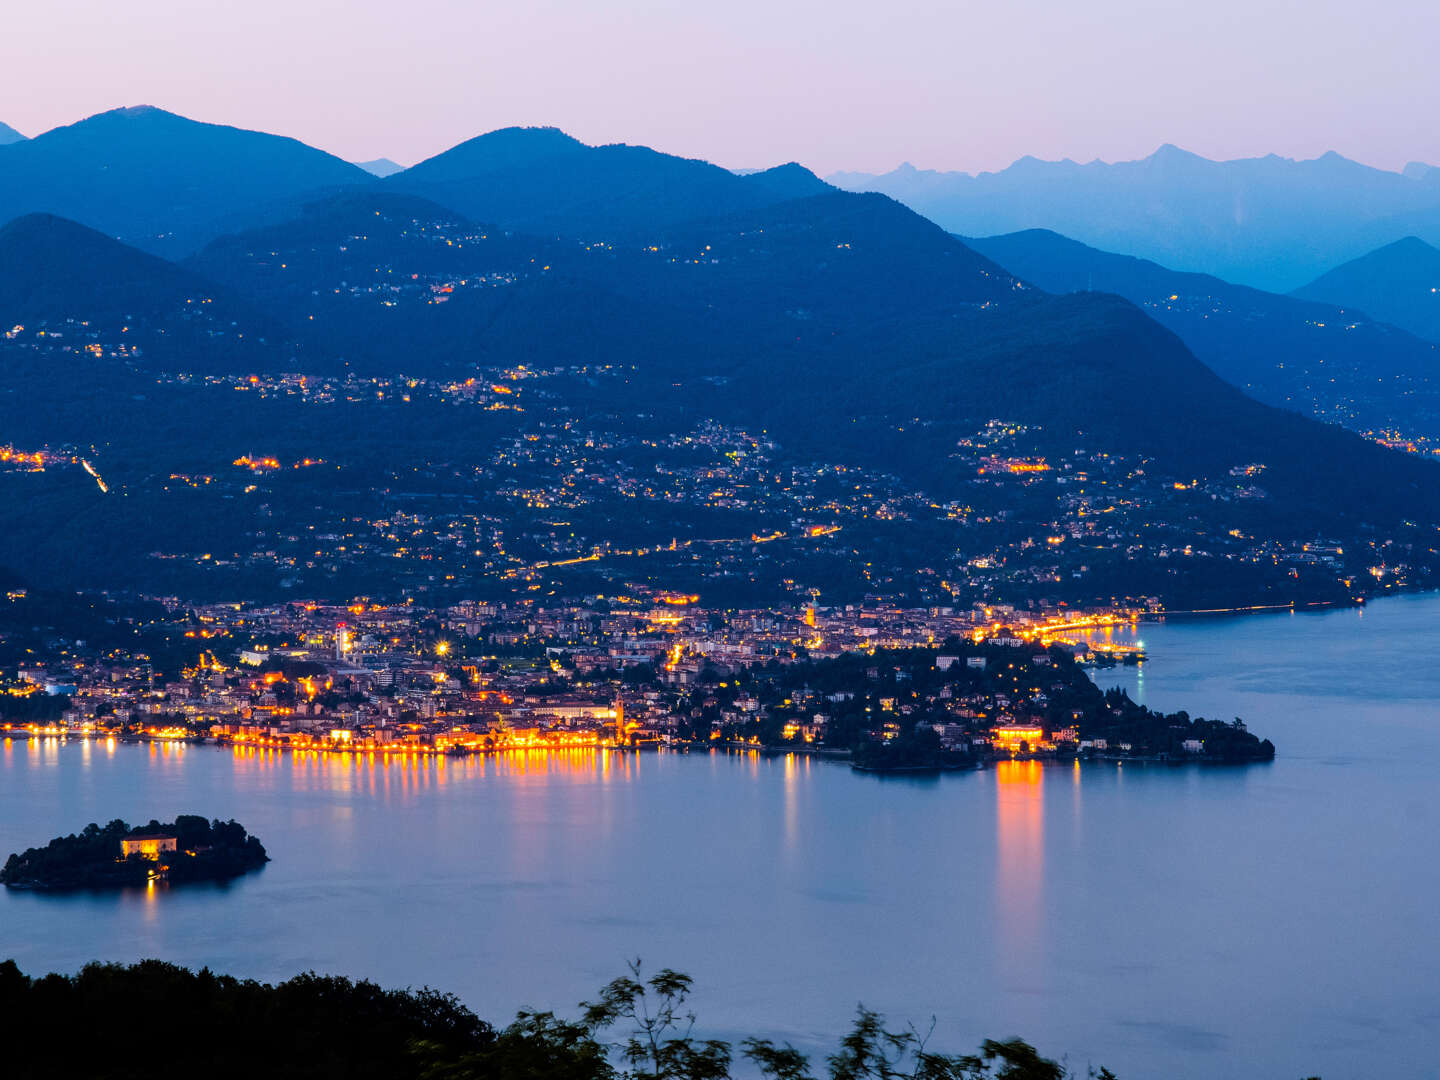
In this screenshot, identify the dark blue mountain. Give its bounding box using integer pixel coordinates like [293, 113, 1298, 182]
[0, 212, 289, 370]
[968, 228, 1440, 437]
[386, 126, 831, 236]
[0, 106, 373, 256]
[1294, 236, 1440, 344]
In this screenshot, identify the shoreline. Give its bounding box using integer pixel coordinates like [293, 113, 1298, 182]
[0, 735, 1272, 771]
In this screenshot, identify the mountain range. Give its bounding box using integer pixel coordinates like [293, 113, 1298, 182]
[1293, 236, 1440, 344]
[831, 146, 1440, 292]
[0, 122, 25, 146]
[2, 107, 1439, 598]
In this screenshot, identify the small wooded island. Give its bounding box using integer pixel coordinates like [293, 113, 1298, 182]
[1, 816, 268, 890]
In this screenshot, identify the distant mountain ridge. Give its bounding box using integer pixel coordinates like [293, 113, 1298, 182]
[967, 227, 1440, 437]
[831, 145, 1440, 292]
[0, 121, 25, 145]
[355, 157, 405, 177]
[1294, 236, 1440, 344]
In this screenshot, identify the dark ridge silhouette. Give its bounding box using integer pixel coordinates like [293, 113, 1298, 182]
[0, 213, 206, 321]
[0, 212, 293, 370]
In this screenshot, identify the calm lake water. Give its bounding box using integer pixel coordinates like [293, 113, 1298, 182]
[4, 594, 1440, 1079]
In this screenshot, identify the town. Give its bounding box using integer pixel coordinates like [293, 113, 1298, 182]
[0, 356, 1424, 616]
[0, 589, 1272, 766]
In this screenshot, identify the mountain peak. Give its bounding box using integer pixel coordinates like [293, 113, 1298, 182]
[403, 125, 587, 179]
[1380, 234, 1440, 255]
[1146, 143, 1206, 166]
[738, 162, 831, 199]
[1295, 234, 1440, 342]
[0, 120, 26, 145]
[83, 104, 183, 126]
[356, 157, 404, 178]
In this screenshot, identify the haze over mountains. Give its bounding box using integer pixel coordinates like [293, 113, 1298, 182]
[2, 106, 1439, 597]
[831, 146, 1440, 292]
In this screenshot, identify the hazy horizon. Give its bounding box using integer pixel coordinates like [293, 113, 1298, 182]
[3, 102, 1436, 182]
[2, 0, 1437, 176]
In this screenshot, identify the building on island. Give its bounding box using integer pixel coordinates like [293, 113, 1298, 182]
[121, 833, 178, 860]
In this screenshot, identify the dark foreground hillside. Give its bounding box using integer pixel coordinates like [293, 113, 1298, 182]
[0, 959, 1143, 1080]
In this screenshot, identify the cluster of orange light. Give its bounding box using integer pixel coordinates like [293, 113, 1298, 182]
[978, 456, 1050, 475]
[991, 725, 1045, 751]
[220, 727, 608, 756]
[233, 456, 325, 471]
[969, 611, 1134, 646]
[0, 446, 52, 470]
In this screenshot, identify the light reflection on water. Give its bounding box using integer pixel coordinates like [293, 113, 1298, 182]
[2, 593, 1440, 1080]
[994, 760, 1044, 968]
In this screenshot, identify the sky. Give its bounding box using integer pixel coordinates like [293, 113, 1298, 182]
[2, 0, 1438, 176]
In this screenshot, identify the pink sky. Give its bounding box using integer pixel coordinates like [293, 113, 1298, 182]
[3, 0, 1437, 175]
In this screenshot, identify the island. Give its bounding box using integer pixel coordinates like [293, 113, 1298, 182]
[1, 815, 268, 890]
[713, 640, 1277, 772]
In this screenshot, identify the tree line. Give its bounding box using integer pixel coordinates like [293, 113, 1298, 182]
[0, 958, 1327, 1080]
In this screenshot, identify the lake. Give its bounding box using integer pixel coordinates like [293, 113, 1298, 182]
[4, 593, 1439, 1079]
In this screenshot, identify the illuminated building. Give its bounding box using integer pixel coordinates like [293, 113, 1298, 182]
[990, 725, 1045, 753]
[120, 833, 177, 860]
